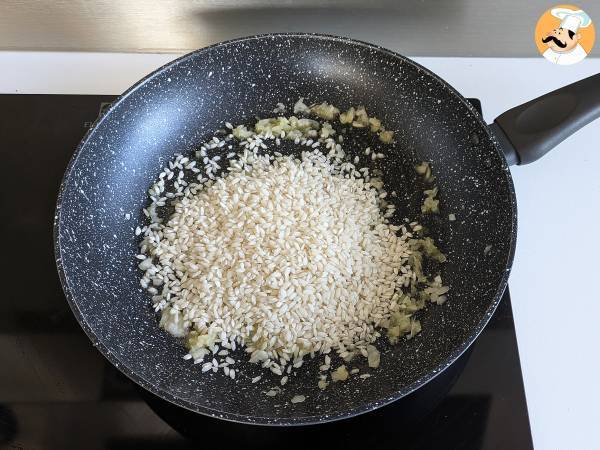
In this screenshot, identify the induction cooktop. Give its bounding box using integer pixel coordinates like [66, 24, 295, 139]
[0, 94, 532, 450]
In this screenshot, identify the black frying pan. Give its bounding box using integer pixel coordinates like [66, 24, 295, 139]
[54, 34, 600, 425]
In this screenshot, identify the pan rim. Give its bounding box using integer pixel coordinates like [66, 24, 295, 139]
[53, 32, 517, 426]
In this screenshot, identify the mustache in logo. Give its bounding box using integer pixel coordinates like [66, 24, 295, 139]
[542, 35, 567, 48]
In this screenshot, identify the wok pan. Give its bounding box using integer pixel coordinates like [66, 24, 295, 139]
[54, 34, 600, 425]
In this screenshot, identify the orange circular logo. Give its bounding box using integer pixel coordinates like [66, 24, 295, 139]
[534, 4, 595, 65]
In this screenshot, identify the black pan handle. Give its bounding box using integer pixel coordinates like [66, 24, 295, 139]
[489, 73, 600, 166]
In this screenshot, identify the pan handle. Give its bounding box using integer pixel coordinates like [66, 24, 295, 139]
[489, 73, 600, 166]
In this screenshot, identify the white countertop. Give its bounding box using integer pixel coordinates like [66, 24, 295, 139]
[2, 51, 599, 450]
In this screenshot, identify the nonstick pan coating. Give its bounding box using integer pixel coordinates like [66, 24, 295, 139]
[54, 34, 516, 424]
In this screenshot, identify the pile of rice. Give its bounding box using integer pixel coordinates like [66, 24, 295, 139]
[136, 100, 448, 386]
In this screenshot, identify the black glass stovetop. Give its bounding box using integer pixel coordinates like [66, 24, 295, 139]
[0, 95, 532, 450]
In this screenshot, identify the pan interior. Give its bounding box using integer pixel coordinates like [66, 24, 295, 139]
[56, 34, 515, 424]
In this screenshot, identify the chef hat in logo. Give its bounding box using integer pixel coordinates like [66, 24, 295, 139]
[551, 8, 592, 33]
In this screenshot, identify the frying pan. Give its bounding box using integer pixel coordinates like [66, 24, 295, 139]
[54, 34, 600, 425]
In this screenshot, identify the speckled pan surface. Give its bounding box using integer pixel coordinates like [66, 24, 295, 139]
[54, 33, 517, 425]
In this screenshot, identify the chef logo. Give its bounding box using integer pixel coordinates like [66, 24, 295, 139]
[535, 5, 595, 65]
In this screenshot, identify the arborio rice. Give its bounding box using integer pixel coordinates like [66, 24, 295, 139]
[136, 100, 448, 392]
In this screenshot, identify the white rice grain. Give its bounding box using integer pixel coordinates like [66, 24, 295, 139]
[291, 395, 306, 404]
[137, 109, 448, 383]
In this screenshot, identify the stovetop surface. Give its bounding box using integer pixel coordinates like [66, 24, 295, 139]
[0, 94, 532, 450]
